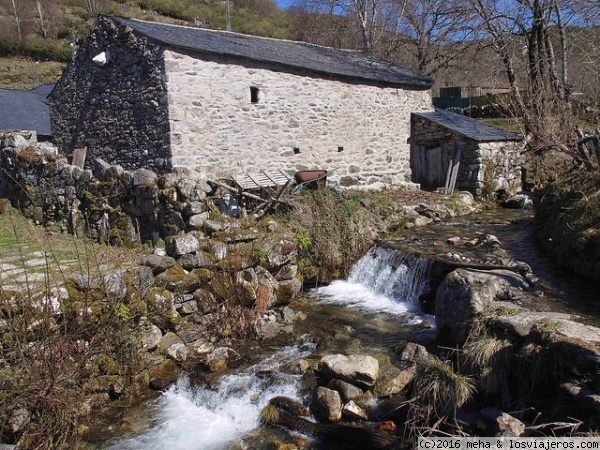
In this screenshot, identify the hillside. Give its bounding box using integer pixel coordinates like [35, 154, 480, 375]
[0, 0, 293, 88]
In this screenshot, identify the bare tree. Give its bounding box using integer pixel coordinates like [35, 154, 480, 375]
[10, 0, 23, 43]
[34, 0, 49, 38]
[81, 0, 107, 15]
[390, 0, 476, 75]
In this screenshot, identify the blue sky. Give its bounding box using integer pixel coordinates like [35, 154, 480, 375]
[275, 0, 295, 10]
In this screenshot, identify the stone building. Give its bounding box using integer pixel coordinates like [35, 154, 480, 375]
[410, 109, 523, 196]
[48, 15, 435, 186]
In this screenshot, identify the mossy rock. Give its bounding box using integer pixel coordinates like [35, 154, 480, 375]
[0, 198, 11, 214]
[155, 263, 188, 291]
[145, 287, 182, 328]
[191, 268, 212, 285]
[274, 279, 301, 305]
[149, 359, 179, 390]
[301, 266, 333, 286]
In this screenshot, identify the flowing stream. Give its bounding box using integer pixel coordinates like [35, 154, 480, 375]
[91, 209, 598, 449]
[95, 245, 435, 449]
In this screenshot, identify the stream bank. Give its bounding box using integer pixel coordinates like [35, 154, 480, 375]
[84, 208, 600, 450]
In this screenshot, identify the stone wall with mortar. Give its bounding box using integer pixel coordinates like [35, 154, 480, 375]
[163, 48, 433, 186]
[48, 16, 171, 172]
[410, 115, 523, 196]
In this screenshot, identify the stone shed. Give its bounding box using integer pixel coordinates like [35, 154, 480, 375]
[48, 15, 435, 186]
[410, 109, 523, 196]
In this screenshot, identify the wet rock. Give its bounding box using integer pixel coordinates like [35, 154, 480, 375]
[319, 354, 379, 389]
[257, 318, 294, 343]
[480, 407, 525, 437]
[327, 379, 363, 403]
[447, 236, 461, 246]
[165, 234, 200, 257]
[281, 306, 297, 324]
[342, 400, 369, 421]
[503, 193, 534, 209]
[205, 347, 240, 372]
[435, 268, 528, 343]
[274, 278, 302, 305]
[482, 234, 502, 248]
[149, 359, 179, 390]
[186, 339, 214, 361]
[312, 387, 343, 422]
[158, 332, 187, 362]
[142, 254, 176, 274]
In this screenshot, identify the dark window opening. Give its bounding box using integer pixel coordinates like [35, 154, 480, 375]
[293, 147, 300, 154]
[250, 86, 259, 103]
[338, 146, 344, 152]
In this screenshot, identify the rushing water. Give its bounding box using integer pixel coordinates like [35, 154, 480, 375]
[104, 343, 316, 450]
[95, 246, 433, 449]
[315, 246, 432, 315]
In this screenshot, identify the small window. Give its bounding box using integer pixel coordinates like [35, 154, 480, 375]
[250, 86, 260, 103]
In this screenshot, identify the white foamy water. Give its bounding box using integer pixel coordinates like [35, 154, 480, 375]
[315, 246, 431, 315]
[106, 343, 315, 450]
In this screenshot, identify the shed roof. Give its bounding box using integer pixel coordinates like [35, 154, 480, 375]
[109, 16, 434, 90]
[413, 108, 522, 142]
[0, 84, 54, 137]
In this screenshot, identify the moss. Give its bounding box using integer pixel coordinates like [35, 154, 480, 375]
[149, 359, 179, 391]
[275, 282, 295, 304]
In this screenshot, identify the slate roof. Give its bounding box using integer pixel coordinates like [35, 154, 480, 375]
[0, 84, 54, 137]
[413, 108, 522, 142]
[109, 16, 434, 90]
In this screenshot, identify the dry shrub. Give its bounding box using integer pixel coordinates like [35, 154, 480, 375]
[412, 355, 476, 417]
[463, 332, 513, 403]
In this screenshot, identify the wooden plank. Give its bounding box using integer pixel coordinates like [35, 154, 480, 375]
[444, 157, 453, 195]
[72, 147, 87, 168]
[447, 145, 461, 195]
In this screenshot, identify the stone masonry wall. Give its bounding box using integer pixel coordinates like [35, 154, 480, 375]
[164, 48, 433, 186]
[49, 16, 171, 172]
[411, 116, 522, 196]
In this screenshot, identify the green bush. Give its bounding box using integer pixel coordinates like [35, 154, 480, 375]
[17, 41, 72, 63]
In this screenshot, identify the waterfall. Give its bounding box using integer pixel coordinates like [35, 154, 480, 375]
[315, 246, 431, 315]
[105, 343, 315, 450]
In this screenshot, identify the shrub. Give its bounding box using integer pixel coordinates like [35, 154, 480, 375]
[412, 356, 476, 417]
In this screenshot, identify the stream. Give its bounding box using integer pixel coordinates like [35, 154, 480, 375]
[92, 208, 598, 450]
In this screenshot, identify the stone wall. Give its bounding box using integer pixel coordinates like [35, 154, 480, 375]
[164, 49, 433, 186]
[410, 115, 522, 196]
[48, 16, 171, 172]
[0, 131, 213, 244]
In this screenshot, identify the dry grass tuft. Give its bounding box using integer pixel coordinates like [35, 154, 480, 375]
[412, 355, 476, 417]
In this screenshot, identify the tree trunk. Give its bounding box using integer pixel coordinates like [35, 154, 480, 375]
[37, 0, 49, 39]
[11, 0, 22, 44]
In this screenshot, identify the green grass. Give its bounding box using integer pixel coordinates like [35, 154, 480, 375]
[0, 57, 65, 89]
[0, 209, 146, 291]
